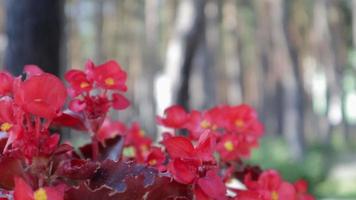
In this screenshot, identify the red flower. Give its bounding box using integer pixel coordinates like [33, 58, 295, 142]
[124, 123, 152, 162]
[244, 170, 297, 200]
[294, 180, 315, 200]
[0, 72, 14, 96]
[87, 60, 127, 91]
[225, 104, 264, 136]
[145, 146, 165, 167]
[216, 133, 257, 161]
[14, 74, 67, 119]
[14, 177, 63, 200]
[183, 106, 227, 139]
[156, 105, 189, 129]
[65, 70, 92, 97]
[163, 132, 225, 200]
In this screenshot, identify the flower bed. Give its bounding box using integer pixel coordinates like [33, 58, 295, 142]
[0, 60, 315, 200]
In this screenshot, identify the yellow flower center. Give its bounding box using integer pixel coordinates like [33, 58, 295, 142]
[148, 159, 157, 166]
[224, 141, 234, 152]
[80, 81, 90, 88]
[105, 77, 115, 86]
[235, 119, 245, 128]
[139, 130, 145, 137]
[0, 122, 12, 132]
[34, 188, 47, 200]
[141, 145, 148, 153]
[271, 191, 279, 200]
[200, 120, 211, 129]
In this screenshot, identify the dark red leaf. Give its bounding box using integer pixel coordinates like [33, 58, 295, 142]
[0, 156, 24, 189]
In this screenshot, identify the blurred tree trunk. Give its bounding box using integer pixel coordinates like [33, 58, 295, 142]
[136, 0, 161, 137]
[263, 0, 305, 161]
[4, 0, 64, 76]
[254, 0, 281, 136]
[311, 0, 339, 145]
[94, 0, 104, 63]
[223, 0, 243, 105]
[156, 0, 206, 113]
[329, 1, 349, 143]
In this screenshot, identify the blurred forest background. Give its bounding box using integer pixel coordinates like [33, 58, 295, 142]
[1, 0, 356, 198]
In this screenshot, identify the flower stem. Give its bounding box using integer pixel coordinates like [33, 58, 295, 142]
[92, 136, 99, 160]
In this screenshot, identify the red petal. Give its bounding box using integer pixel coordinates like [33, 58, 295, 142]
[14, 177, 33, 200]
[23, 65, 44, 77]
[197, 170, 226, 199]
[112, 93, 130, 110]
[18, 74, 67, 119]
[277, 182, 296, 200]
[157, 105, 188, 128]
[163, 136, 194, 159]
[0, 72, 14, 96]
[168, 158, 197, 184]
[44, 187, 64, 200]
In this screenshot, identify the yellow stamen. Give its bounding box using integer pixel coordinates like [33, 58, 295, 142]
[148, 159, 157, 166]
[80, 81, 90, 88]
[139, 130, 145, 137]
[200, 120, 211, 129]
[34, 188, 47, 200]
[271, 191, 279, 200]
[235, 119, 245, 128]
[105, 77, 115, 86]
[0, 122, 12, 132]
[141, 145, 148, 153]
[224, 141, 234, 152]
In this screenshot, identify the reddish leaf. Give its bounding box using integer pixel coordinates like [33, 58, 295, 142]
[87, 160, 192, 200]
[0, 156, 24, 189]
[55, 159, 99, 180]
[51, 111, 86, 131]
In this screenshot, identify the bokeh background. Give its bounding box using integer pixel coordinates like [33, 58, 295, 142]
[1, 0, 356, 198]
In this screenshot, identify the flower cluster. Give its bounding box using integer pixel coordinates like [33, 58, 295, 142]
[0, 60, 315, 200]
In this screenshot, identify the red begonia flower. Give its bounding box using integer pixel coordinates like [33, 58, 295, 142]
[14, 177, 63, 200]
[90, 60, 127, 91]
[157, 105, 189, 129]
[225, 104, 264, 136]
[294, 180, 315, 200]
[216, 133, 254, 161]
[124, 123, 152, 162]
[14, 74, 67, 119]
[244, 170, 297, 200]
[145, 146, 166, 167]
[65, 70, 92, 97]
